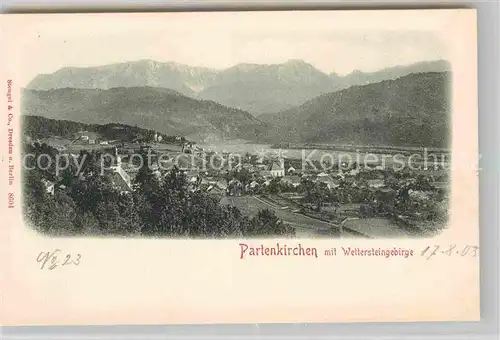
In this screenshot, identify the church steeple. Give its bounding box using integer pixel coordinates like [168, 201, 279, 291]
[279, 157, 284, 169]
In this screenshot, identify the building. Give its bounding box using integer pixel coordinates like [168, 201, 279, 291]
[433, 181, 449, 190]
[242, 164, 255, 172]
[110, 172, 132, 194]
[349, 168, 360, 177]
[215, 180, 227, 191]
[331, 172, 345, 180]
[185, 170, 200, 184]
[249, 180, 260, 189]
[228, 178, 243, 196]
[367, 179, 385, 188]
[152, 165, 162, 180]
[245, 180, 260, 193]
[408, 189, 432, 202]
[159, 159, 176, 172]
[108, 150, 132, 193]
[281, 175, 302, 188]
[316, 177, 340, 190]
[260, 170, 272, 178]
[75, 131, 101, 144]
[182, 142, 194, 153]
[41, 179, 55, 195]
[269, 158, 285, 177]
[206, 184, 225, 197]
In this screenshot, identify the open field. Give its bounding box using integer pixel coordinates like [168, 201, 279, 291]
[149, 143, 183, 153]
[66, 144, 114, 153]
[272, 142, 450, 155]
[342, 217, 412, 238]
[39, 137, 73, 146]
[220, 195, 342, 238]
[221, 195, 415, 238]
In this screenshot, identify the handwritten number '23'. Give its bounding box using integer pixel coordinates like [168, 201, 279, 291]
[37, 249, 81, 270]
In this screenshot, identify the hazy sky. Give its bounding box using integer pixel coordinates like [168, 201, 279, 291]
[15, 10, 451, 86]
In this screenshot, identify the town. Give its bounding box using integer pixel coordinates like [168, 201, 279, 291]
[23, 124, 450, 239]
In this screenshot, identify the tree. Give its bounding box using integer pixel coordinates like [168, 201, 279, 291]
[22, 143, 299, 238]
[60, 167, 77, 187]
[242, 209, 295, 237]
[384, 174, 399, 189]
[301, 178, 329, 212]
[22, 168, 80, 235]
[73, 211, 100, 235]
[70, 174, 116, 215]
[234, 168, 252, 186]
[78, 150, 102, 178]
[267, 177, 281, 194]
[134, 150, 159, 193]
[116, 193, 142, 235]
[413, 174, 433, 191]
[141, 167, 189, 236]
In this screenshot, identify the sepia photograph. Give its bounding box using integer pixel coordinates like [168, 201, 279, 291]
[20, 12, 452, 239]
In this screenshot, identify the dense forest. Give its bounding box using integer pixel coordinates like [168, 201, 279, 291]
[22, 87, 266, 142]
[22, 142, 294, 238]
[23, 115, 186, 144]
[259, 72, 451, 148]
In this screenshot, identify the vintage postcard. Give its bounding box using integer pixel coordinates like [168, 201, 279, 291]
[0, 9, 479, 325]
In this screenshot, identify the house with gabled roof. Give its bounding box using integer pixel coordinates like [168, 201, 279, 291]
[110, 171, 132, 194]
[41, 179, 55, 196]
[281, 175, 302, 188]
[367, 179, 385, 188]
[249, 180, 260, 189]
[206, 184, 225, 197]
[316, 177, 340, 190]
[106, 150, 133, 193]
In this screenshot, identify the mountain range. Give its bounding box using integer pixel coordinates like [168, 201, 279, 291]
[27, 59, 450, 115]
[23, 70, 451, 147]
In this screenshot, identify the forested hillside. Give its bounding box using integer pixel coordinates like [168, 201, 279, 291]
[259, 72, 451, 148]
